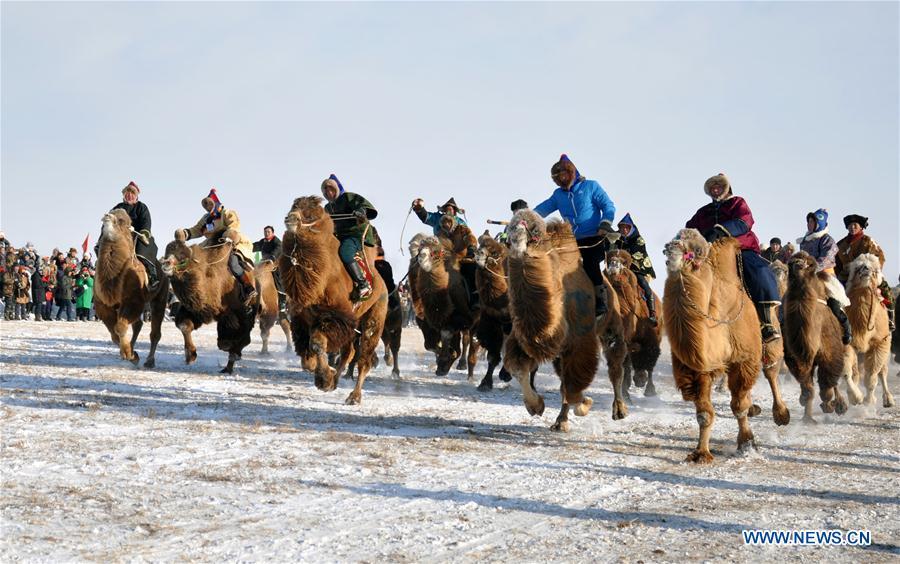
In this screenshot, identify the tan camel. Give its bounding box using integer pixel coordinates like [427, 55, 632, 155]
[254, 260, 292, 355]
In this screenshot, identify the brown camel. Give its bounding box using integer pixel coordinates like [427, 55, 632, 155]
[254, 260, 292, 355]
[414, 236, 479, 379]
[280, 196, 388, 405]
[503, 210, 604, 432]
[663, 229, 762, 462]
[94, 209, 169, 368]
[783, 251, 860, 423]
[845, 254, 894, 407]
[162, 236, 260, 373]
[474, 231, 513, 391]
[604, 249, 662, 399]
[770, 259, 788, 297]
[407, 233, 441, 355]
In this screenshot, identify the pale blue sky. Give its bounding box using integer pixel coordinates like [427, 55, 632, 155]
[2, 1, 898, 290]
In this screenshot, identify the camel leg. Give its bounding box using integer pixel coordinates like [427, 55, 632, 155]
[763, 359, 790, 426]
[144, 292, 166, 369]
[728, 362, 758, 453]
[621, 356, 633, 405]
[390, 331, 401, 378]
[346, 309, 385, 406]
[221, 352, 239, 374]
[859, 351, 878, 405]
[477, 358, 498, 392]
[843, 349, 864, 405]
[115, 317, 139, 365]
[130, 318, 144, 352]
[687, 373, 715, 463]
[279, 319, 292, 352]
[551, 383, 571, 432]
[604, 339, 628, 421]
[799, 373, 818, 424]
[457, 331, 470, 371]
[178, 319, 198, 365]
[505, 338, 543, 416]
[259, 319, 271, 355]
[336, 341, 355, 382]
[309, 330, 336, 392]
[879, 360, 895, 408]
[643, 370, 657, 397]
[466, 337, 479, 382]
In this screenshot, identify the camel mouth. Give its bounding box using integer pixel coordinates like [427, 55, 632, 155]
[417, 248, 433, 272]
[474, 250, 487, 268]
[606, 260, 625, 276]
[284, 215, 298, 230]
[508, 223, 528, 258]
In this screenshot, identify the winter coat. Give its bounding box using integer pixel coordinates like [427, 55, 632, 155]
[75, 276, 94, 309]
[534, 178, 616, 240]
[611, 231, 657, 279]
[415, 209, 468, 236]
[252, 236, 283, 262]
[797, 228, 838, 272]
[324, 192, 378, 246]
[686, 196, 761, 253]
[112, 200, 152, 235]
[184, 206, 253, 261]
[835, 233, 885, 285]
[55, 268, 74, 303]
[31, 269, 45, 304]
[14, 272, 30, 304]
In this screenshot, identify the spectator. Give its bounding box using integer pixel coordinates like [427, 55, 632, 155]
[30, 264, 45, 321]
[75, 266, 94, 321]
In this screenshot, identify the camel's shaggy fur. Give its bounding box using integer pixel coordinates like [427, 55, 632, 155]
[414, 236, 479, 379]
[770, 260, 788, 298]
[280, 196, 388, 405]
[503, 210, 618, 432]
[783, 251, 861, 422]
[254, 260, 292, 355]
[845, 254, 894, 408]
[407, 233, 441, 354]
[604, 249, 662, 399]
[663, 229, 765, 462]
[94, 209, 170, 368]
[162, 238, 259, 374]
[474, 231, 512, 391]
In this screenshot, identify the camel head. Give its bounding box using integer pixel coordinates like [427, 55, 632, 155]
[416, 237, 445, 273]
[100, 209, 133, 243]
[664, 228, 709, 274]
[408, 233, 428, 258]
[846, 253, 883, 291]
[787, 251, 818, 284]
[507, 209, 547, 259]
[284, 196, 329, 234]
[161, 239, 192, 278]
[604, 249, 633, 277]
[770, 259, 788, 291]
[475, 231, 506, 269]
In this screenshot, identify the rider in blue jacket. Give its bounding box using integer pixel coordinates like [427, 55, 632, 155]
[534, 154, 616, 319]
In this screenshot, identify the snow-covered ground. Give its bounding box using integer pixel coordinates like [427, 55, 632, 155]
[2, 320, 898, 561]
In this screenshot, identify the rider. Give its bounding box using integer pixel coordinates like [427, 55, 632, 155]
[609, 213, 658, 326]
[437, 211, 479, 308]
[110, 181, 160, 290]
[534, 154, 616, 320]
[686, 173, 781, 343]
[835, 214, 895, 330]
[797, 208, 851, 343]
[411, 197, 468, 236]
[253, 225, 287, 315]
[175, 188, 257, 307]
[374, 242, 400, 311]
[321, 174, 378, 302]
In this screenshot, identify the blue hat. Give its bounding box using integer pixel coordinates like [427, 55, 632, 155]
[328, 173, 345, 194]
[617, 212, 639, 238]
[806, 208, 828, 232]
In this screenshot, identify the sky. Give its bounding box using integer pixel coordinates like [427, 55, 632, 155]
[2, 1, 898, 293]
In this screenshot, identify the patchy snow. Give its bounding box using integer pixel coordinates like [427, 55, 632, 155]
[2, 320, 898, 561]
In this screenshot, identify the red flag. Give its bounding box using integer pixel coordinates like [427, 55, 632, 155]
[82, 233, 90, 255]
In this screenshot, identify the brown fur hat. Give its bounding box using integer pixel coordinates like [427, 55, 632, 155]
[703, 173, 732, 200]
[122, 181, 140, 195]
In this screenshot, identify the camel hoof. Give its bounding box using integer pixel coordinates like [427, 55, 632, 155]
[643, 383, 657, 397]
[525, 396, 545, 417]
[220, 367, 232, 374]
[456, 359, 468, 371]
[686, 449, 714, 464]
[498, 367, 512, 382]
[834, 398, 848, 416]
[633, 370, 648, 387]
[129, 353, 140, 366]
[748, 404, 762, 417]
[345, 392, 361, 405]
[801, 415, 818, 425]
[737, 438, 758, 454]
[186, 350, 197, 365]
[773, 405, 790, 426]
[550, 420, 571, 432]
[820, 401, 834, 414]
[143, 357, 155, 369]
[391, 368, 400, 379]
[259, 350, 270, 356]
[611, 400, 628, 421]
[573, 397, 593, 417]
[884, 395, 895, 408]
[477, 379, 493, 392]
[799, 388, 810, 406]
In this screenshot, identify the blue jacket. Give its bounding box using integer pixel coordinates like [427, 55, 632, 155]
[534, 179, 615, 240]
[417, 210, 468, 236]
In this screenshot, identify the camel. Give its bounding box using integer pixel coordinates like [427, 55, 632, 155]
[604, 249, 662, 399]
[474, 231, 513, 391]
[415, 236, 479, 379]
[770, 259, 788, 297]
[161, 237, 262, 373]
[663, 229, 763, 462]
[407, 233, 441, 355]
[503, 210, 609, 432]
[280, 196, 388, 405]
[254, 260, 292, 355]
[845, 254, 894, 407]
[94, 209, 169, 368]
[783, 251, 861, 423]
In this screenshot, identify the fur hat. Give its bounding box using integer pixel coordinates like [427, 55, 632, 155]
[440, 197, 463, 214]
[843, 214, 868, 229]
[550, 154, 584, 183]
[510, 199, 528, 212]
[321, 174, 345, 195]
[201, 188, 221, 210]
[806, 208, 828, 232]
[122, 181, 140, 195]
[703, 173, 732, 200]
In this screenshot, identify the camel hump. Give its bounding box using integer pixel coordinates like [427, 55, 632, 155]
[546, 219, 576, 251]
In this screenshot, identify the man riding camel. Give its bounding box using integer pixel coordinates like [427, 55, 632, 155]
[534, 153, 616, 321]
[835, 214, 895, 330]
[609, 213, 658, 326]
[253, 225, 287, 315]
[411, 197, 468, 236]
[321, 174, 378, 303]
[686, 173, 782, 343]
[797, 208, 852, 343]
[175, 188, 257, 307]
[109, 181, 160, 290]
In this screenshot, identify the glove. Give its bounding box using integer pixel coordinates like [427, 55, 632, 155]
[411, 198, 424, 211]
[604, 232, 621, 244]
[353, 209, 368, 222]
[174, 229, 188, 242]
[597, 220, 614, 235]
[704, 225, 729, 243]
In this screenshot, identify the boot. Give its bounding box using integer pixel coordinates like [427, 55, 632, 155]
[594, 284, 608, 321]
[277, 292, 287, 315]
[239, 271, 258, 308]
[137, 256, 159, 291]
[888, 307, 896, 332]
[645, 291, 658, 327]
[826, 297, 852, 345]
[347, 261, 372, 302]
[756, 302, 781, 343]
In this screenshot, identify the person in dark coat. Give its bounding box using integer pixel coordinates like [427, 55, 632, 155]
[835, 214, 895, 330]
[374, 245, 399, 310]
[686, 173, 781, 343]
[30, 266, 45, 321]
[610, 213, 658, 325]
[110, 181, 159, 289]
[321, 174, 378, 302]
[760, 238, 783, 263]
[253, 225, 286, 314]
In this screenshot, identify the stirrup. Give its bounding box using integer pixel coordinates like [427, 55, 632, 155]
[761, 324, 780, 343]
[243, 288, 258, 307]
